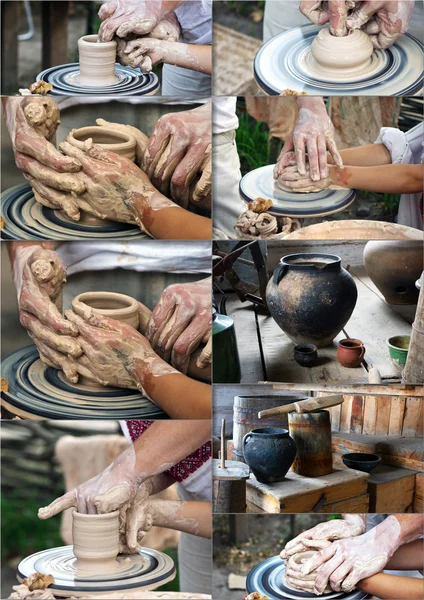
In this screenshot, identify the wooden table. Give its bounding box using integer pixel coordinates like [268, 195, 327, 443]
[224, 266, 415, 384]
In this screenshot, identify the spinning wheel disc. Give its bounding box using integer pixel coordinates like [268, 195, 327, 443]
[36, 63, 159, 96]
[254, 25, 423, 96]
[17, 545, 175, 597]
[246, 556, 369, 600]
[1, 346, 167, 420]
[1, 184, 145, 240]
[240, 165, 355, 218]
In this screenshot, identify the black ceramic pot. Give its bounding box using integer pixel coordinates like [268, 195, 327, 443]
[242, 428, 297, 483]
[266, 253, 358, 348]
[342, 452, 381, 473]
[294, 344, 318, 367]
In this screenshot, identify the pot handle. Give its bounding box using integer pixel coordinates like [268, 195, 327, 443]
[273, 264, 288, 285]
[242, 432, 253, 454]
[359, 345, 366, 361]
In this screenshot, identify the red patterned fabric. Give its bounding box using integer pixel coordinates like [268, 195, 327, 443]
[126, 420, 211, 482]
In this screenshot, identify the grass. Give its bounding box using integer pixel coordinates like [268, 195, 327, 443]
[236, 111, 270, 175]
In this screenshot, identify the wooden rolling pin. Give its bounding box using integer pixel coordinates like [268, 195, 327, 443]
[258, 394, 344, 419]
[137, 302, 210, 382]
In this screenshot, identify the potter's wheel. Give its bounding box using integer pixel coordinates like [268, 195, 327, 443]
[239, 165, 355, 218]
[254, 24, 423, 95]
[1, 183, 145, 240]
[1, 346, 167, 420]
[246, 556, 370, 600]
[36, 63, 159, 96]
[17, 545, 175, 597]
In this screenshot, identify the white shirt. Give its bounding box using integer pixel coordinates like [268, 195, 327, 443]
[212, 97, 238, 135]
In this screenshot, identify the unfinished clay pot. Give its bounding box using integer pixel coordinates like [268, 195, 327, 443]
[311, 27, 373, 75]
[364, 241, 424, 305]
[266, 253, 357, 348]
[284, 550, 332, 594]
[67, 126, 136, 162]
[72, 291, 140, 329]
[78, 35, 118, 86]
[72, 510, 119, 573]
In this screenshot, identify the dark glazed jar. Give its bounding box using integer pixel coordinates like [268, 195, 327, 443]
[242, 428, 297, 483]
[212, 308, 241, 383]
[266, 253, 358, 348]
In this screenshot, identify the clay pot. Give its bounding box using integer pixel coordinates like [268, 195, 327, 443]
[294, 344, 318, 368]
[78, 34, 118, 86]
[67, 126, 136, 162]
[72, 510, 119, 573]
[72, 291, 139, 329]
[364, 241, 424, 305]
[242, 427, 297, 483]
[337, 338, 365, 368]
[311, 27, 373, 70]
[266, 253, 358, 348]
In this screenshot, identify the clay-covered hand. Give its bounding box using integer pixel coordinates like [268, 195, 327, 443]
[280, 515, 366, 559]
[98, 0, 181, 42]
[274, 98, 343, 183]
[299, 0, 351, 36]
[12, 245, 82, 379]
[141, 101, 212, 210]
[38, 445, 144, 516]
[347, 0, 414, 49]
[146, 277, 212, 374]
[301, 516, 401, 594]
[94, 118, 149, 165]
[119, 485, 156, 553]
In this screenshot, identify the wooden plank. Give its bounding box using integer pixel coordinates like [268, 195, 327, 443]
[339, 396, 353, 432]
[225, 295, 265, 383]
[332, 432, 383, 456]
[246, 469, 369, 513]
[379, 454, 423, 471]
[329, 403, 342, 432]
[367, 465, 417, 512]
[271, 384, 423, 397]
[416, 401, 424, 437]
[315, 494, 369, 513]
[402, 398, 422, 437]
[362, 396, 378, 435]
[256, 311, 364, 384]
[414, 473, 423, 512]
[350, 395, 364, 434]
[375, 397, 391, 435]
[343, 272, 412, 379]
[388, 398, 407, 436]
[42, 1, 69, 69]
[377, 437, 424, 464]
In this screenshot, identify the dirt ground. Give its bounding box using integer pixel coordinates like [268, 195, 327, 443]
[213, 514, 330, 600]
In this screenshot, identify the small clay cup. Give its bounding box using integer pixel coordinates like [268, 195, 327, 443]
[294, 344, 318, 368]
[78, 34, 118, 86]
[72, 291, 140, 329]
[67, 126, 136, 162]
[72, 509, 119, 573]
[337, 338, 365, 368]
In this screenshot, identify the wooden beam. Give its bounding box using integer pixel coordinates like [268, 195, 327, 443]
[42, 1, 69, 70]
[270, 383, 423, 397]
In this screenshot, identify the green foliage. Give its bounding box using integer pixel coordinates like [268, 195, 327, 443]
[236, 112, 270, 175]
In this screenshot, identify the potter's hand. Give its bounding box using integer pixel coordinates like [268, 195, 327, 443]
[347, 0, 414, 49]
[123, 37, 170, 73]
[274, 98, 343, 183]
[301, 516, 402, 594]
[299, 0, 350, 36]
[280, 515, 366, 559]
[142, 102, 212, 210]
[119, 486, 155, 553]
[94, 118, 149, 165]
[98, 0, 181, 42]
[146, 277, 212, 374]
[39, 446, 142, 516]
[12, 245, 81, 376]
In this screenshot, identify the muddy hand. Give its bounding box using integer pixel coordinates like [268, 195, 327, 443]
[119, 484, 156, 553]
[141, 101, 212, 210]
[13, 246, 81, 362]
[280, 516, 366, 559]
[39, 446, 140, 516]
[3, 96, 82, 175]
[347, 0, 414, 49]
[275, 97, 343, 182]
[98, 0, 180, 42]
[300, 0, 350, 36]
[146, 277, 212, 374]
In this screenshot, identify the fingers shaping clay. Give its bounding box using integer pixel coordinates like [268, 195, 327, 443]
[72, 509, 120, 574]
[78, 35, 119, 87]
[67, 127, 137, 163]
[285, 549, 332, 594]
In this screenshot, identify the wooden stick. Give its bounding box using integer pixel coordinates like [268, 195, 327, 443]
[267, 383, 422, 397]
[220, 419, 225, 469]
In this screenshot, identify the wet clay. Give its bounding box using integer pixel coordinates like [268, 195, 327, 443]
[67, 127, 137, 163]
[72, 510, 120, 574]
[78, 35, 118, 86]
[284, 549, 332, 594]
[71, 292, 139, 388]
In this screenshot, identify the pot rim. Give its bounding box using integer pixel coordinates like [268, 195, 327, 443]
[294, 344, 318, 354]
[68, 126, 135, 150]
[279, 253, 342, 269]
[338, 338, 364, 349]
[72, 291, 138, 317]
[249, 427, 290, 436]
[386, 335, 410, 351]
[79, 34, 117, 49]
[72, 509, 120, 519]
[342, 452, 381, 462]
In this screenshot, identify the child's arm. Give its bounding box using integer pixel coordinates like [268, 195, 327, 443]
[329, 163, 423, 194]
[327, 144, 393, 167]
[356, 573, 424, 599]
[386, 539, 424, 571]
[124, 39, 212, 74]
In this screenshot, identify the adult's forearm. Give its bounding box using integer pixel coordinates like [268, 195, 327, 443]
[356, 573, 424, 599]
[329, 163, 423, 193]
